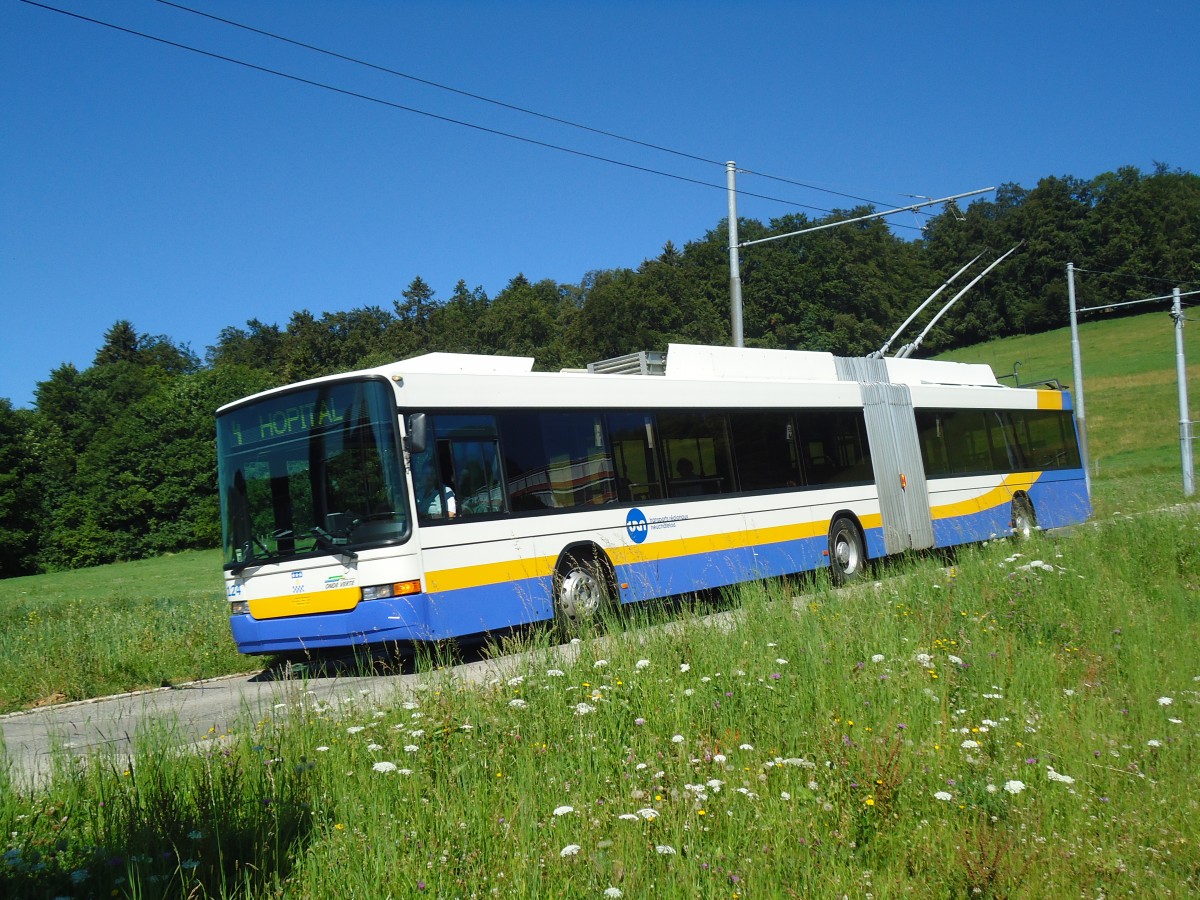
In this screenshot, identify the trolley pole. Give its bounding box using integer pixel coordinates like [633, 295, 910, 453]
[727, 161, 744, 348]
[1173, 287, 1195, 497]
[1067, 263, 1091, 497]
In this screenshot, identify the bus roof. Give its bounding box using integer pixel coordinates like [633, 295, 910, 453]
[218, 343, 1009, 414]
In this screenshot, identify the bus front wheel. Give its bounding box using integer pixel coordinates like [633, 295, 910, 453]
[828, 515, 866, 585]
[554, 550, 613, 635]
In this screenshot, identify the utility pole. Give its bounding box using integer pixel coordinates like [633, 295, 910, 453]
[724, 169, 991, 351]
[1067, 263, 1091, 498]
[1173, 287, 1195, 497]
[727, 161, 744, 348]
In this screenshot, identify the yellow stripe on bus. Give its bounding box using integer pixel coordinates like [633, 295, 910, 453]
[426, 512, 884, 593]
[1037, 391, 1064, 410]
[929, 472, 1041, 521]
[425, 478, 1034, 596]
[250, 586, 362, 620]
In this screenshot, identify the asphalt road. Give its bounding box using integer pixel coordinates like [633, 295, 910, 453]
[0, 648, 507, 792]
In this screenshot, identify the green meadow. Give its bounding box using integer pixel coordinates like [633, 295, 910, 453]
[0, 309, 1196, 896]
[1, 513, 1198, 898]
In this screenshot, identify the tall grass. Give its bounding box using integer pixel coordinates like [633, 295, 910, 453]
[0, 550, 242, 713]
[3, 511, 1197, 898]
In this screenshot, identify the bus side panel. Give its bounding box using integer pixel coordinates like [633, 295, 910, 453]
[926, 474, 1001, 547]
[423, 577, 554, 639]
[1026, 469, 1091, 528]
[927, 469, 1091, 548]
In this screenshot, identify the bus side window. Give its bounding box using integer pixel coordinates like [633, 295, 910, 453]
[607, 412, 664, 502]
[799, 410, 872, 484]
[450, 440, 505, 516]
[658, 411, 735, 498]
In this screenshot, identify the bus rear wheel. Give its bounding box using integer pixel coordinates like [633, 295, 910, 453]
[554, 550, 613, 636]
[828, 515, 866, 585]
[1011, 497, 1037, 539]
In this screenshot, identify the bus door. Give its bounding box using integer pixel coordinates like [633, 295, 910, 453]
[861, 383, 935, 554]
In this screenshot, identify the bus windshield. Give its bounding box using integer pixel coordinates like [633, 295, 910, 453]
[217, 378, 410, 569]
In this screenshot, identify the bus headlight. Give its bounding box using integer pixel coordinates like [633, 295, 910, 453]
[230, 600, 250, 616]
[362, 580, 422, 601]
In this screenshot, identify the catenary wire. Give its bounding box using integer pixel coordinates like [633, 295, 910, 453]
[22, 0, 846, 215]
[151, 0, 909, 212]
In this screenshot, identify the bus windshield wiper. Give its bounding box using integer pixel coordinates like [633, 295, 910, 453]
[229, 535, 272, 575]
[310, 527, 359, 563]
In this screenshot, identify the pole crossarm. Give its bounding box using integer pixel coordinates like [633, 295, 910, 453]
[737, 187, 994, 249]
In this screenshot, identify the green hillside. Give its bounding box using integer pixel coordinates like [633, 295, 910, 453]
[938, 308, 1199, 514]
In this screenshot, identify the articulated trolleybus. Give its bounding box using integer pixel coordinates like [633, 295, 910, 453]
[216, 344, 1090, 655]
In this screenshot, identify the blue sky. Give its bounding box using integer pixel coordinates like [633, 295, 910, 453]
[2, 0, 1197, 407]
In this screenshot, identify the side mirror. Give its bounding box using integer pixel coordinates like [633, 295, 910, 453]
[404, 413, 427, 454]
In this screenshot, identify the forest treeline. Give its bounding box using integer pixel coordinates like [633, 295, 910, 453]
[1, 164, 1197, 576]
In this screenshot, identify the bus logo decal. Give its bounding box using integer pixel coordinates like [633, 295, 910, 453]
[626, 508, 649, 544]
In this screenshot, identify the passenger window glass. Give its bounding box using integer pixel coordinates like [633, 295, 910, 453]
[657, 411, 735, 497]
[498, 412, 616, 510]
[607, 412, 664, 502]
[729, 412, 802, 490]
[798, 410, 872, 484]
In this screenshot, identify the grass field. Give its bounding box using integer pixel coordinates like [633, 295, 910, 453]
[1, 512, 1197, 898]
[0, 550, 241, 713]
[0, 309, 1194, 714]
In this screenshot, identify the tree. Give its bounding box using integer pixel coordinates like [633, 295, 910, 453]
[0, 400, 40, 576]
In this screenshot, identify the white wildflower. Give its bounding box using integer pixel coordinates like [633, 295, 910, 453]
[680, 663, 691, 673]
[961, 739, 980, 749]
[655, 845, 677, 855]
[1157, 697, 1173, 706]
[1046, 766, 1075, 785]
[672, 734, 685, 744]
[636, 808, 659, 820]
[553, 805, 574, 816]
[594, 659, 608, 669]
[1004, 780, 1025, 794]
[871, 654, 885, 663]
[934, 791, 953, 801]
[372, 761, 398, 773]
[508, 699, 528, 709]
[574, 703, 596, 716]
[604, 889, 623, 898]
[635, 659, 650, 670]
[1147, 739, 1162, 748]
[546, 669, 565, 677]
[560, 844, 581, 857]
